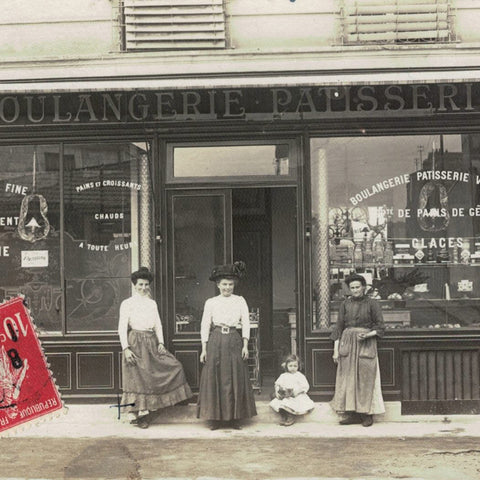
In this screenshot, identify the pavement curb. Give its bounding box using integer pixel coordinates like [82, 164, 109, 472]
[3, 401, 480, 439]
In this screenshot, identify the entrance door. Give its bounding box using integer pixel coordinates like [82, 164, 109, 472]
[232, 189, 274, 370]
[166, 189, 232, 389]
[166, 187, 296, 392]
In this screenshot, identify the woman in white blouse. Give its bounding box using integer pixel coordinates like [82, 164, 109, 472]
[197, 261, 257, 430]
[119, 267, 192, 428]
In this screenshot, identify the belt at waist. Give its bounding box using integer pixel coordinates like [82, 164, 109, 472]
[129, 329, 155, 335]
[213, 325, 238, 334]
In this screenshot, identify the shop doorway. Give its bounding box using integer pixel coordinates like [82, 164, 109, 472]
[167, 186, 297, 394]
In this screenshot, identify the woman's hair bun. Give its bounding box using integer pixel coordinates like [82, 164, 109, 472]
[131, 266, 153, 284]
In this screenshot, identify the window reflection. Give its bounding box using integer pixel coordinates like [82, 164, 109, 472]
[311, 134, 480, 330]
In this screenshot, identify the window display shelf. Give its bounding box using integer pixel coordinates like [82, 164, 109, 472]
[330, 262, 480, 268]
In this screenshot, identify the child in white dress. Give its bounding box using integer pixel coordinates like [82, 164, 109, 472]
[270, 354, 315, 426]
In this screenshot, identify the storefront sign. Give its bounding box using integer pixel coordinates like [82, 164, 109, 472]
[0, 83, 478, 126]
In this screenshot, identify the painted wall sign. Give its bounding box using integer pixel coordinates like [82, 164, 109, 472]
[351, 170, 480, 206]
[74, 179, 137, 252]
[0, 83, 478, 126]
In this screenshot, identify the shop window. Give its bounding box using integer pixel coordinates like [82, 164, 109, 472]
[310, 134, 480, 332]
[63, 142, 150, 332]
[340, 0, 456, 44]
[119, 0, 226, 51]
[168, 144, 294, 183]
[0, 145, 62, 333]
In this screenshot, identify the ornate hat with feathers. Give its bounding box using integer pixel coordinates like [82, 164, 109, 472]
[209, 261, 246, 281]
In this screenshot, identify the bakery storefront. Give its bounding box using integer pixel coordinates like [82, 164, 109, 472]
[1, 81, 480, 413]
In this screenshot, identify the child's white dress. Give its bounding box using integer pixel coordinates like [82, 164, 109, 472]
[269, 371, 315, 416]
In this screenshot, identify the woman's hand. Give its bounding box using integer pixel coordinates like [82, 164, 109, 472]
[124, 347, 138, 365]
[200, 349, 207, 364]
[157, 343, 167, 354]
[332, 350, 339, 364]
[358, 330, 376, 341]
[241, 345, 249, 360]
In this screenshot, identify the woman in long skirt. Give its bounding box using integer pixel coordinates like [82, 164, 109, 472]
[330, 273, 385, 427]
[197, 261, 257, 430]
[119, 267, 193, 428]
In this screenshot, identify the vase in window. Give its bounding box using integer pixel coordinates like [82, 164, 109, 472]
[363, 240, 374, 265]
[353, 241, 363, 267]
[384, 241, 394, 267]
[373, 240, 384, 264]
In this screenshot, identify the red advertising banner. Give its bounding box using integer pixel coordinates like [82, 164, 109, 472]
[0, 296, 63, 434]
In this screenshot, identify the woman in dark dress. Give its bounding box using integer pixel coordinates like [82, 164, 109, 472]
[330, 273, 385, 427]
[119, 267, 192, 428]
[197, 261, 257, 430]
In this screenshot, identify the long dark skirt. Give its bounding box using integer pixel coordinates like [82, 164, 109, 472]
[121, 330, 192, 413]
[197, 329, 257, 421]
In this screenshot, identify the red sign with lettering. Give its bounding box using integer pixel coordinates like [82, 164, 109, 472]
[0, 296, 62, 434]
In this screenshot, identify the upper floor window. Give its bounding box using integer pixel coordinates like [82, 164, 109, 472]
[120, 0, 226, 51]
[340, 0, 456, 45]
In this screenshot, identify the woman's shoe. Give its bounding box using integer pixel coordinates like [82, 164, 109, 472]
[339, 413, 362, 425]
[362, 414, 374, 427]
[135, 413, 150, 428]
[137, 418, 150, 429]
[230, 420, 242, 430]
[209, 420, 221, 430]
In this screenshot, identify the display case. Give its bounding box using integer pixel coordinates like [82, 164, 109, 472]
[328, 236, 480, 329]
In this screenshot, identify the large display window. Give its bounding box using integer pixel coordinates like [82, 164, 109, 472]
[0, 145, 61, 333]
[310, 134, 480, 331]
[0, 141, 151, 335]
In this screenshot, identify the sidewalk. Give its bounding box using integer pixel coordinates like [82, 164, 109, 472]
[8, 401, 480, 439]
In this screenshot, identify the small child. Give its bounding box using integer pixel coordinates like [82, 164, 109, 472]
[269, 354, 315, 426]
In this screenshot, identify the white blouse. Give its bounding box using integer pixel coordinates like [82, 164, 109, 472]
[200, 294, 250, 344]
[118, 293, 164, 350]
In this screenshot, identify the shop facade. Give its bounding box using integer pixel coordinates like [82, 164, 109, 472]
[1, 79, 480, 413]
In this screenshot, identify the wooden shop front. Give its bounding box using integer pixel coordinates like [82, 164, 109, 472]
[1, 81, 480, 413]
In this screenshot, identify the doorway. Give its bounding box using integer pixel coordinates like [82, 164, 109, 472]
[167, 186, 297, 394]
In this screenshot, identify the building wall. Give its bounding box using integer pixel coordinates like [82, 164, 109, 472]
[2, 0, 480, 60]
[0, 0, 113, 58]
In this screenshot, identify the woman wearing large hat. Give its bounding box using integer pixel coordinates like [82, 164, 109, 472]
[197, 261, 257, 429]
[118, 267, 193, 428]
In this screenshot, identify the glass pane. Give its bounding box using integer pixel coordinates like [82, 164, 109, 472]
[0, 145, 62, 333]
[172, 144, 292, 180]
[311, 134, 480, 331]
[173, 194, 226, 333]
[64, 142, 149, 332]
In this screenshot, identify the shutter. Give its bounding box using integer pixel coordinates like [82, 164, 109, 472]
[123, 0, 226, 51]
[341, 0, 455, 44]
